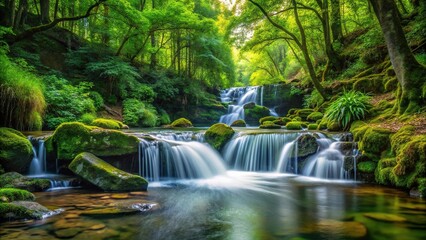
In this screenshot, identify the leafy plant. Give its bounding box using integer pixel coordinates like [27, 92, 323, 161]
[123, 99, 158, 127]
[325, 90, 371, 130]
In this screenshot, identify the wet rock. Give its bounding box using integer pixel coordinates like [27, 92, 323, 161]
[54, 227, 84, 238]
[205, 123, 235, 151]
[316, 220, 367, 238]
[1, 201, 51, 220]
[295, 134, 318, 158]
[80, 207, 140, 217]
[398, 203, 426, 211]
[0, 128, 33, 173]
[111, 193, 129, 199]
[0, 172, 50, 192]
[344, 156, 355, 171]
[69, 152, 148, 191]
[64, 213, 80, 219]
[335, 142, 357, 156]
[129, 192, 147, 196]
[339, 133, 354, 142]
[73, 229, 120, 240]
[364, 213, 407, 222]
[89, 224, 106, 230]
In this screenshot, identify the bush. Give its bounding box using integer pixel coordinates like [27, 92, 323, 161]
[123, 99, 158, 127]
[88, 91, 104, 111]
[80, 113, 97, 125]
[325, 91, 371, 130]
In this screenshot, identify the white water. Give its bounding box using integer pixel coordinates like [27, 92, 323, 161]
[219, 86, 260, 125]
[28, 138, 46, 175]
[302, 142, 345, 179]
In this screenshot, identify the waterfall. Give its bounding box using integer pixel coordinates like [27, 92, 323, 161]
[138, 138, 227, 181]
[219, 86, 260, 125]
[302, 142, 345, 179]
[28, 137, 46, 176]
[260, 86, 264, 106]
[223, 133, 298, 171]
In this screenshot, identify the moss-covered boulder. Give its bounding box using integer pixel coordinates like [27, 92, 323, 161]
[46, 122, 139, 160]
[295, 134, 318, 158]
[0, 172, 50, 191]
[0, 128, 33, 173]
[205, 123, 235, 150]
[286, 122, 302, 130]
[244, 105, 270, 125]
[259, 121, 281, 129]
[357, 161, 377, 173]
[91, 118, 128, 129]
[307, 112, 324, 122]
[308, 124, 318, 130]
[0, 188, 35, 202]
[358, 127, 391, 156]
[69, 152, 148, 192]
[231, 119, 246, 127]
[259, 116, 278, 125]
[0, 201, 51, 220]
[170, 118, 193, 128]
[295, 109, 314, 120]
[327, 121, 342, 131]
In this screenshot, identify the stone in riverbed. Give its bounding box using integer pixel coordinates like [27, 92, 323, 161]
[69, 152, 148, 192]
[363, 212, 407, 222]
[54, 227, 84, 238]
[0, 128, 33, 173]
[89, 224, 106, 230]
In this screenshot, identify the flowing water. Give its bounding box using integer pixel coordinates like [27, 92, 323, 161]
[1, 173, 425, 240]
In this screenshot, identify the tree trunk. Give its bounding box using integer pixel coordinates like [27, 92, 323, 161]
[330, 0, 343, 42]
[14, 0, 28, 29]
[370, 0, 426, 114]
[5, 0, 16, 27]
[40, 0, 50, 23]
[150, 0, 157, 69]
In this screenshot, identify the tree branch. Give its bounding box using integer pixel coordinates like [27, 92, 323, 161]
[8, 0, 107, 44]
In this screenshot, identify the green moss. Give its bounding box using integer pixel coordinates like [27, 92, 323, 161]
[205, 123, 235, 150]
[292, 116, 302, 122]
[69, 152, 148, 191]
[308, 124, 318, 130]
[48, 122, 139, 160]
[170, 118, 193, 128]
[272, 119, 286, 126]
[359, 127, 391, 155]
[0, 172, 51, 191]
[327, 121, 342, 131]
[231, 119, 246, 127]
[281, 117, 292, 125]
[375, 158, 397, 185]
[286, 122, 302, 130]
[259, 121, 281, 129]
[393, 135, 426, 177]
[307, 112, 324, 122]
[91, 118, 127, 129]
[295, 109, 314, 120]
[390, 125, 416, 154]
[259, 116, 278, 124]
[418, 178, 426, 197]
[0, 128, 33, 173]
[0, 188, 35, 202]
[0, 203, 41, 220]
[244, 105, 270, 124]
[357, 161, 377, 173]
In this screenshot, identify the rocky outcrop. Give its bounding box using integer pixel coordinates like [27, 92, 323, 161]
[205, 123, 235, 151]
[69, 152, 148, 191]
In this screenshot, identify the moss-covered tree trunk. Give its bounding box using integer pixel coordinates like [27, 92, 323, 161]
[370, 0, 426, 114]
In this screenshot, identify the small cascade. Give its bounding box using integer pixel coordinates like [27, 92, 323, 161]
[138, 138, 227, 181]
[260, 86, 264, 106]
[148, 132, 204, 142]
[219, 86, 260, 125]
[302, 142, 345, 179]
[223, 133, 298, 171]
[28, 137, 46, 175]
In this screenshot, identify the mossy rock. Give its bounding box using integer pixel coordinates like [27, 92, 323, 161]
[205, 123, 235, 150]
[418, 178, 426, 197]
[308, 124, 318, 130]
[375, 158, 397, 185]
[230, 119, 246, 127]
[295, 134, 319, 158]
[307, 112, 324, 122]
[46, 122, 139, 160]
[390, 125, 415, 154]
[357, 161, 377, 173]
[286, 122, 302, 130]
[292, 116, 302, 122]
[281, 117, 292, 125]
[392, 135, 426, 183]
[0, 188, 35, 202]
[69, 152, 148, 191]
[259, 116, 278, 125]
[353, 76, 385, 93]
[359, 127, 391, 155]
[259, 121, 281, 129]
[0, 201, 50, 220]
[91, 118, 128, 129]
[295, 109, 314, 120]
[0, 128, 33, 173]
[170, 118, 193, 128]
[327, 121, 342, 131]
[0, 172, 50, 191]
[244, 105, 270, 124]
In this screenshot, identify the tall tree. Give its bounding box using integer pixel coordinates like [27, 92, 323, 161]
[369, 0, 426, 114]
[330, 0, 343, 42]
[40, 0, 50, 23]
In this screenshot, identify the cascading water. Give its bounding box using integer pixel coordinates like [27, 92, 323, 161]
[219, 86, 260, 125]
[138, 137, 227, 181]
[302, 142, 345, 179]
[223, 133, 298, 171]
[28, 137, 46, 175]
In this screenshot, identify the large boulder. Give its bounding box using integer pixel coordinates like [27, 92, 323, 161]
[205, 123, 235, 151]
[244, 104, 270, 125]
[0, 201, 52, 220]
[169, 118, 193, 128]
[46, 122, 139, 161]
[91, 118, 128, 129]
[0, 128, 33, 173]
[69, 152, 148, 191]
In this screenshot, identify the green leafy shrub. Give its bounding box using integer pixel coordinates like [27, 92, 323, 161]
[80, 113, 97, 125]
[325, 91, 371, 130]
[303, 90, 324, 109]
[123, 99, 158, 127]
[88, 91, 104, 111]
[158, 109, 171, 125]
[43, 76, 96, 129]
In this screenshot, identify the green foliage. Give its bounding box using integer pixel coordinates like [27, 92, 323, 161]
[88, 91, 104, 111]
[308, 124, 318, 130]
[259, 121, 281, 129]
[307, 112, 324, 122]
[158, 109, 171, 125]
[0, 188, 35, 202]
[339, 59, 368, 79]
[123, 99, 158, 127]
[0, 172, 50, 191]
[170, 118, 193, 128]
[80, 113, 97, 125]
[43, 75, 96, 129]
[325, 91, 371, 130]
[0, 52, 45, 131]
[91, 118, 123, 129]
[205, 123, 235, 150]
[259, 116, 278, 124]
[303, 90, 324, 109]
[357, 161, 377, 173]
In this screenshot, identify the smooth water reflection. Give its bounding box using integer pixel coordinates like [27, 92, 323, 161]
[1, 172, 425, 240]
